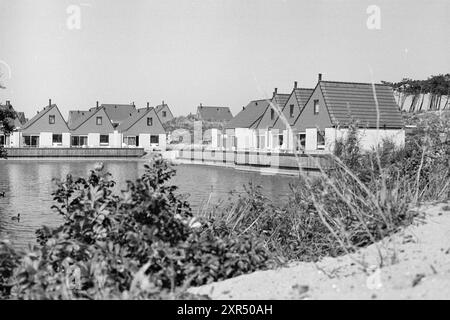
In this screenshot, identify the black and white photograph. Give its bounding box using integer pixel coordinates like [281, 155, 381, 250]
[0, 0, 449, 307]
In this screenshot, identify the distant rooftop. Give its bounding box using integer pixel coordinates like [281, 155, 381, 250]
[225, 99, 269, 129]
[197, 105, 233, 122]
[95, 103, 137, 124]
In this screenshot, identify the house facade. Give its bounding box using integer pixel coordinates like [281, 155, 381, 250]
[68, 107, 118, 147]
[253, 89, 290, 150]
[19, 101, 70, 148]
[272, 83, 314, 151]
[155, 102, 174, 123]
[197, 104, 233, 122]
[289, 79, 405, 152]
[116, 107, 166, 150]
[222, 99, 269, 150]
[1, 101, 26, 147]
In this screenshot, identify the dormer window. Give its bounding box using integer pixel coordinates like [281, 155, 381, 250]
[289, 105, 294, 118]
[147, 117, 153, 126]
[96, 116, 102, 125]
[49, 115, 55, 124]
[270, 109, 274, 120]
[162, 111, 167, 117]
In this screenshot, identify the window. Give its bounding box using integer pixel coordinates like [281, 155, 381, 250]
[71, 136, 87, 147]
[124, 136, 136, 146]
[150, 135, 159, 144]
[49, 115, 55, 124]
[23, 135, 39, 147]
[0, 135, 5, 146]
[289, 105, 294, 118]
[317, 130, 325, 148]
[278, 134, 284, 147]
[314, 100, 319, 114]
[23, 136, 30, 146]
[297, 133, 306, 151]
[270, 109, 274, 120]
[96, 116, 102, 125]
[52, 134, 62, 144]
[100, 135, 109, 145]
[162, 111, 167, 117]
[147, 117, 153, 126]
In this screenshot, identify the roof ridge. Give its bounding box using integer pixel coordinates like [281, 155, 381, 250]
[118, 108, 152, 132]
[71, 107, 112, 130]
[21, 104, 55, 129]
[320, 80, 389, 86]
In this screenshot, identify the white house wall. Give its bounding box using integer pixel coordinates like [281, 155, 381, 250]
[109, 131, 122, 148]
[235, 128, 255, 150]
[62, 133, 71, 147]
[325, 128, 406, 152]
[39, 132, 53, 147]
[158, 134, 167, 151]
[88, 133, 100, 147]
[10, 132, 21, 147]
[305, 128, 317, 151]
[139, 134, 151, 150]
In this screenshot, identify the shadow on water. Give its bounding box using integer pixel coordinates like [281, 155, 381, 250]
[0, 159, 297, 248]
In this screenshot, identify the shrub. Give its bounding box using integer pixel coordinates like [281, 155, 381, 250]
[0, 156, 272, 299]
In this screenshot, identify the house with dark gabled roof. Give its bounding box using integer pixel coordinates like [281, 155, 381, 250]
[222, 99, 270, 150]
[96, 103, 137, 127]
[1, 100, 27, 147]
[19, 100, 71, 147]
[155, 101, 174, 123]
[253, 88, 290, 150]
[116, 103, 166, 150]
[197, 104, 233, 122]
[289, 74, 405, 152]
[269, 82, 314, 151]
[68, 106, 116, 147]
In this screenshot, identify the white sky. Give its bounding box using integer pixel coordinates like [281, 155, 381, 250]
[0, 0, 449, 119]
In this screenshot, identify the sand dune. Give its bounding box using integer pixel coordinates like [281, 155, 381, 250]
[190, 202, 450, 300]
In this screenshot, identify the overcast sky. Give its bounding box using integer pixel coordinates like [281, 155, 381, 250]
[0, 0, 449, 118]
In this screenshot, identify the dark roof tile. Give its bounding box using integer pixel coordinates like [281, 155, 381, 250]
[197, 106, 233, 122]
[97, 104, 136, 123]
[320, 81, 404, 128]
[225, 100, 269, 129]
[116, 108, 153, 132]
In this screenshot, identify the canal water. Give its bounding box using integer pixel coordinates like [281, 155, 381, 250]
[0, 159, 297, 248]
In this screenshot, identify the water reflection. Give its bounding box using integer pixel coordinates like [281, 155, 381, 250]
[0, 160, 296, 248]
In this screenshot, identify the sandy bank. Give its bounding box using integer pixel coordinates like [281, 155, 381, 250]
[189, 202, 450, 299]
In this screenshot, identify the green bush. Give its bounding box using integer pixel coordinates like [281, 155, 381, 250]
[0, 156, 272, 299]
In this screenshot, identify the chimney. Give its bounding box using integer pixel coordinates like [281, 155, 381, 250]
[242, 106, 245, 110]
[200, 103, 202, 108]
[49, 99, 52, 106]
[273, 88, 278, 97]
[96, 101, 99, 108]
[147, 102, 149, 108]
[5, 100, 10, 107]
[132, 101, 135, 106]
[318, 73, 322, 82]
[162, 100, 165, 105]
[294, 81, 298, 89]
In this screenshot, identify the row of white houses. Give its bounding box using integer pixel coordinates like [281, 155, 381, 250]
[1, 101, 173, 151]
[211, 75, 406, 153]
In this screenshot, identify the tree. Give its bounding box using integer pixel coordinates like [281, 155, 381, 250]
[0, 75, 16, 158]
